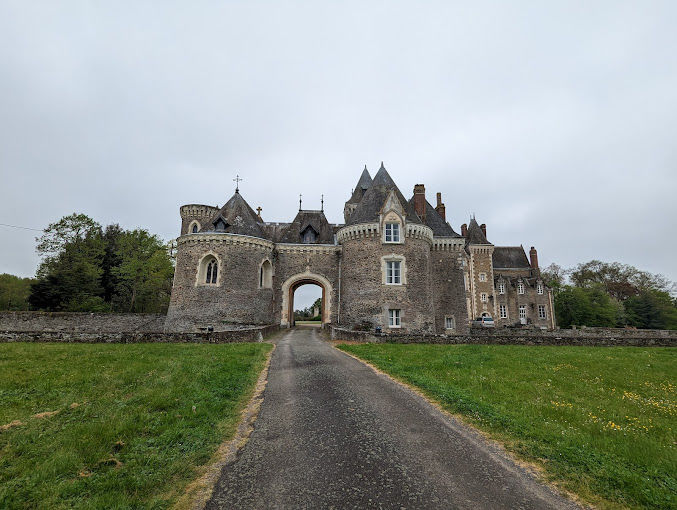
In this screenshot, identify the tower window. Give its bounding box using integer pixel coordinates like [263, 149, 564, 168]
[205, 259, 217, 284]
[385, 223, 400, 243]
[517, 282, 525, 294]
[386, 261, 401, 284]
[192, 224, 198, 233]
[480, 292, 488, 302]
[388, 309, 401, 328]
[479, 272, 486, 282]
[498, 282, 505, 294]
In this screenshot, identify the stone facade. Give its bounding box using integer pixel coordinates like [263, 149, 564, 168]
[165, 163, 555, 333]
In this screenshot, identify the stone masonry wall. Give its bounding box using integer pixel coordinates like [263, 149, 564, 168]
[431, 250, 469, 334]
[0, 312, 166, 333]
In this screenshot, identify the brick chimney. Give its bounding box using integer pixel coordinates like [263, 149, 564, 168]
[413, 184, 426, 223]
[461, 223, 467, 237]
[435, 192, 446, 221]
[529, 246, 539, 269]
[480, 223, 487, 237]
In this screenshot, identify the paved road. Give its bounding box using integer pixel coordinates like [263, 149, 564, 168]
[207, 328, 578, 509]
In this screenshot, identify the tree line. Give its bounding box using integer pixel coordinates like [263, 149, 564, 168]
[0, 213, 174, 313]
[541, 260, 677, 330]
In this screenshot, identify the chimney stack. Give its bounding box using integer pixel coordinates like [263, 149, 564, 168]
[413, 184, 426, 223]
[529, 246, 539, 270]
[461, 223, 468, 237]
[435, 192, 446, 221]
[480, 223, 487, 237]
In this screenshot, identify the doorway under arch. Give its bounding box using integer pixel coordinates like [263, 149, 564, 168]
[280, 271, 333, 327]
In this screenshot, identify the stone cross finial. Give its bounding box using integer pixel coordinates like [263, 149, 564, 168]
[256, 206, 262, 217]
[233, 174, 243, 193]
[299, 194, 302, 211]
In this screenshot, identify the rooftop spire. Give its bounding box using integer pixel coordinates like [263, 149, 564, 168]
[233, 174, 243, 193]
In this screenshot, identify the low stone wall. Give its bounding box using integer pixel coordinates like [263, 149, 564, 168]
[330, 326, 677, 347]
[0, 311, 167, 333]
[0, 324, 280, 344]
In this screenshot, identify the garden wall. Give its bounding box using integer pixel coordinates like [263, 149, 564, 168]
[330, 326, 677, 347]
[0, 311, 166, 333]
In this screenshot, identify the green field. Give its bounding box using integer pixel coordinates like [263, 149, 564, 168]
[0, 342, 272, 509]
[337, 344, 676, 509]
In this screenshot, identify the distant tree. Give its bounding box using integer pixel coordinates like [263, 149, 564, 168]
[112, 230, 174, 312]
[569, 260, 671, 301]
[0, 274, 34, 310]
[624, 290, 677, 330]
[554, 285, 619, 328]
[540, 263, 567, 293]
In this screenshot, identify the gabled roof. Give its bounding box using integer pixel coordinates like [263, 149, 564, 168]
[408, 197, 462, 238]
[493, 246, 531, 269]
[346, 166, 373, 205]
[347, 163, 422, 225]
[279, 210, 334, 244]
[207, 192, 266, 238]
[465, 218, 490, 245]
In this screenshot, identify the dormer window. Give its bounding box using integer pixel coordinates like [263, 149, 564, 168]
[385, 223, 400, 243]
[537, 282, 544, 295]
[301, 226, 318, 244]
[498, 282, 505, 294]
[214, 218, 229, 231]
[517, 282, 525, 295]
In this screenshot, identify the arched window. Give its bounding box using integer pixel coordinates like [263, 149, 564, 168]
[188, 220, 201, 234]
[259, 260, 273, 288]
[206, 259, 217, 284]
[192, 224, 198, 233]
[197, 255, 219, 286]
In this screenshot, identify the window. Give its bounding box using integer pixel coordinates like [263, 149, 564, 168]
[517, 282, 525, 294]
[463, 273, 469, 291]
[538, 305, 547, 319]
[479, 272, 486, 282]
[498, 282, 505, 294]
[537, 283, 544, 295]
[301, 226, 317, 244]
[205, 259, 217, 284]
[480, 292, 488, 303]
[386, 261, 401, 284]
[499, 304, 507, 319]
[260, 260, 272, 289]
[388, 309, 401, 328]
[519, 305, 527, 319]
[192, 224, 198, 233]
[445, 316, 455, 330]
[385, 223, 400, 243]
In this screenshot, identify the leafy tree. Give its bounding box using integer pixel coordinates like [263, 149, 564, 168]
[570, 260, 671, 301]
[554, 285, 619, 328]
[112, 230, 174, 312]
[0, 274, 34, 310]
[540, 263, 567, 293]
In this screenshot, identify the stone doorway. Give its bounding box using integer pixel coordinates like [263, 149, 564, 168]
[280, 271, 333, 328]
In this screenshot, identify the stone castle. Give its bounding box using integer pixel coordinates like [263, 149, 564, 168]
[165, 164, 555, 333]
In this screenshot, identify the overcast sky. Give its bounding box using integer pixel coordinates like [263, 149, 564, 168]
[1, 2, 676, 309]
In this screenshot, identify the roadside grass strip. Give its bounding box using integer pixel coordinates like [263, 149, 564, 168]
[0, 342, 272, 509]
[337, 344, 676, 510]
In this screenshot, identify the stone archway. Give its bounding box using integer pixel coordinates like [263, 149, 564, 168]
[280, 271, 333, 327]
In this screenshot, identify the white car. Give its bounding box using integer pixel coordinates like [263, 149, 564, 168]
[471, 316, 495, 328]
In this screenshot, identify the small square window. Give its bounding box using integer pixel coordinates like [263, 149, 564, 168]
[538, 305, 547, 319]
[445, 316, 455, 330]
[480, 292, 488, 302]
[479, 273, 487, 282]
[385, 223, 400, 243]
[386, 261, 401, 284]
[388, 309, 401, 328]
[499, 305, 507, 319]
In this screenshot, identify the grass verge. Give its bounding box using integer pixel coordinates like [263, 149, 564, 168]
[336, 343, 676, 509]
[0, 342, 272, 509]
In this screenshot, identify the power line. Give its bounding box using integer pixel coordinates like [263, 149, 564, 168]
[0, 223, 43, 232]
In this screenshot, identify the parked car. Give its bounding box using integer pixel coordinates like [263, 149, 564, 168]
[471, 316, 495, 328]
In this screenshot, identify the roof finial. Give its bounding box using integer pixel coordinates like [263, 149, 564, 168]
[256, 206, 262, 219]
[380, 161, 385, 170]
[299, 193, 302, 211]
[321, 194, 324, 212]
[233, 174, 243, 193]
[364, 164, 368, 171]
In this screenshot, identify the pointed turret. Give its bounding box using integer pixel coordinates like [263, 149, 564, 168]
[209, 192, 265, 238]
[465, 217, 490, 246]
[347, 162, 422, 225]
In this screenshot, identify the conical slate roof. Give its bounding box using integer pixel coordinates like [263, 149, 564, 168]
[346, 166, 373, 204]
[347, 163, 422, 225]
[465, 217, 490, 245]
[208, 191, 266, 238]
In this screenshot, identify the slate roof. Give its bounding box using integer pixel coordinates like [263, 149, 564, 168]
[407, 197, 462, 238]
[465, 218, 490, 245]
[492, 246, 531, 269]
[279, 210, 335, 244]
[347, 163, 423, 226]
[346, 166, 373, 205]
[207, 191, 266, 238]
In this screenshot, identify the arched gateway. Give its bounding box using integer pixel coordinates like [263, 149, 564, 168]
[280, 271, 333, 328]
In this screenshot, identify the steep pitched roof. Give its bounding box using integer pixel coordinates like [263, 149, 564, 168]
[347, 163, 422, 225]
[279, 210, 334, 244]
[208, 192, 266, 238]
[407, 197, 462, 237]
[346, 166, 373, 204]
[465, 218, 490, 245]
[493, 246, 531, 269]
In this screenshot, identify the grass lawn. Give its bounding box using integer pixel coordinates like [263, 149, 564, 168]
[0, 342, 272, 509]
[337, 344, 676, 509]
